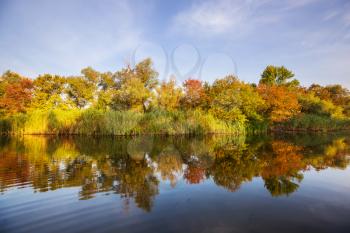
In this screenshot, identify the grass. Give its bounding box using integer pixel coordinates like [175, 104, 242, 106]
[2, 110, 347, 136]
[275, 114, 350, 132]
[0, 109, 246, 136]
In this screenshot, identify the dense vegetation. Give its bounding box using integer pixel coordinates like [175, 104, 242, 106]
[0, 59, 349, 135]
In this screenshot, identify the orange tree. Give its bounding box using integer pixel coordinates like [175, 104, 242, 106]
[0, 71, 33, 115]
[181, 79, 206, 109]
[258, 84, 301, 123]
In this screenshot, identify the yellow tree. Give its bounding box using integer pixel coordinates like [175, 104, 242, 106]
[31, 74, 66, 110]
[156, 77, 182, 111]
[209, 75, 266, 123]
[113, 58, 158, 112]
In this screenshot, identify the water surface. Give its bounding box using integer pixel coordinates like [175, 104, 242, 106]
[1, 134, 350, 233]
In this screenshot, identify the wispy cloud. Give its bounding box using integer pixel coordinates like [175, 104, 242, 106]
[170, 0, 319, 38]
[282, 0, 319, 10]
[171, 0, 252, 36]
[0, 0, 146, 77]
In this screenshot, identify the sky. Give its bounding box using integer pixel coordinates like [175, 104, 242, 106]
[0, 0, 349, 87]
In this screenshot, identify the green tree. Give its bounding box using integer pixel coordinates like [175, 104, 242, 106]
[308, 84, 350, 116]
[209, 75, 266, 123]
[260, 65, 300, 87]
[65, 67, 98, 109]
[299, 93, 344, 119]
[113, 59, 158, 112]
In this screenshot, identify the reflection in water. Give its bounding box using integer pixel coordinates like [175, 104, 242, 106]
[0, 134, 350, 212]
[157, 145, 183, 187]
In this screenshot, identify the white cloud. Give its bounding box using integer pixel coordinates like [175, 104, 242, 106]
[282, 0, 319, 10]
[171, 0, 320, 38]
[172, 0, 252, 36]
[323, 10, 339, 21]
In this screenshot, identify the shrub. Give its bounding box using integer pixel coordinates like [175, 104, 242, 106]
[279, 114, 350, 132]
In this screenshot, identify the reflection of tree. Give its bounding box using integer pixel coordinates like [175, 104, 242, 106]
[312, 138, 350, 170]
[114, 159, 158, 212]
[179, 137, 214, 185]
[1, 134, 350, 211]
[211, 142, 261, 192]
[127, 136, 153, 161]
[261, 141, 306, 196]
[184, 165, 205, 184]
[264, 175, 302, 197]
[0, 152, 30, 192]
[156, 145, 183, 187]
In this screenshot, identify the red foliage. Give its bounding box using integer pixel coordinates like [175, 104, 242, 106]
[0, 78, 33, 114]
[183, 79, 205, 108]
[184, 165, 205, 184]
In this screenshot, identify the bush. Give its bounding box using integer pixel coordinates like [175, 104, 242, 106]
[278, 114, 350, 132]
[299, 94, 344, 119]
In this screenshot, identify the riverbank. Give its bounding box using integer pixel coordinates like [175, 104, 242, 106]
[1, 110, 349, 136]
[0, 109, 246, 136]
[272, 114, 350, 132]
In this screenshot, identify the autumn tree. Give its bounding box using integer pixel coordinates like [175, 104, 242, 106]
[31, 74, 66, 109]
[258, 84, 301, 122]
[65, 67, 99, 109]
[260, 65, 300, 88]
[112, 58, 158, 112]
[308, 84, 350, 116]
[156, 77, 182, 111]
[96, 72, 116, 110]
[181, 79, 205, 109]
[0, 71, 33, 115]
[261, 141, 305, 196]
[113, 76, 153, 112]
[298, 92, 344, 119]
[209, 75, 266, 123]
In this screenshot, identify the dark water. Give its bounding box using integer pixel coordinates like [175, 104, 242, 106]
[0, 134, 350, 233]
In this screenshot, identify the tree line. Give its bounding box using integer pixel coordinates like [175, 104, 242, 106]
[0, 58, 349, 134]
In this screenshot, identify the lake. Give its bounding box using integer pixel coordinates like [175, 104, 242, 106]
[1, 134, 350, 233]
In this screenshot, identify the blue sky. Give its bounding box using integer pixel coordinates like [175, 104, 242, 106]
[0, 0, 349, 87]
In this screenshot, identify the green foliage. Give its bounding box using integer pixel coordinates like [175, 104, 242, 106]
[260, 65, 300, 87]
[299, 93, 345, 119]
[113, 58, 158, 112]
[308, 84, 350, 117]
[209, 75, 265, 124]
[65, 75, 96, 109]
[31, 74, 66, 110]
[0, 109, 245, 136]
[139, 109, 244, 135]
[278, 114, 350, 132]
[112, 77, 153, 112]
